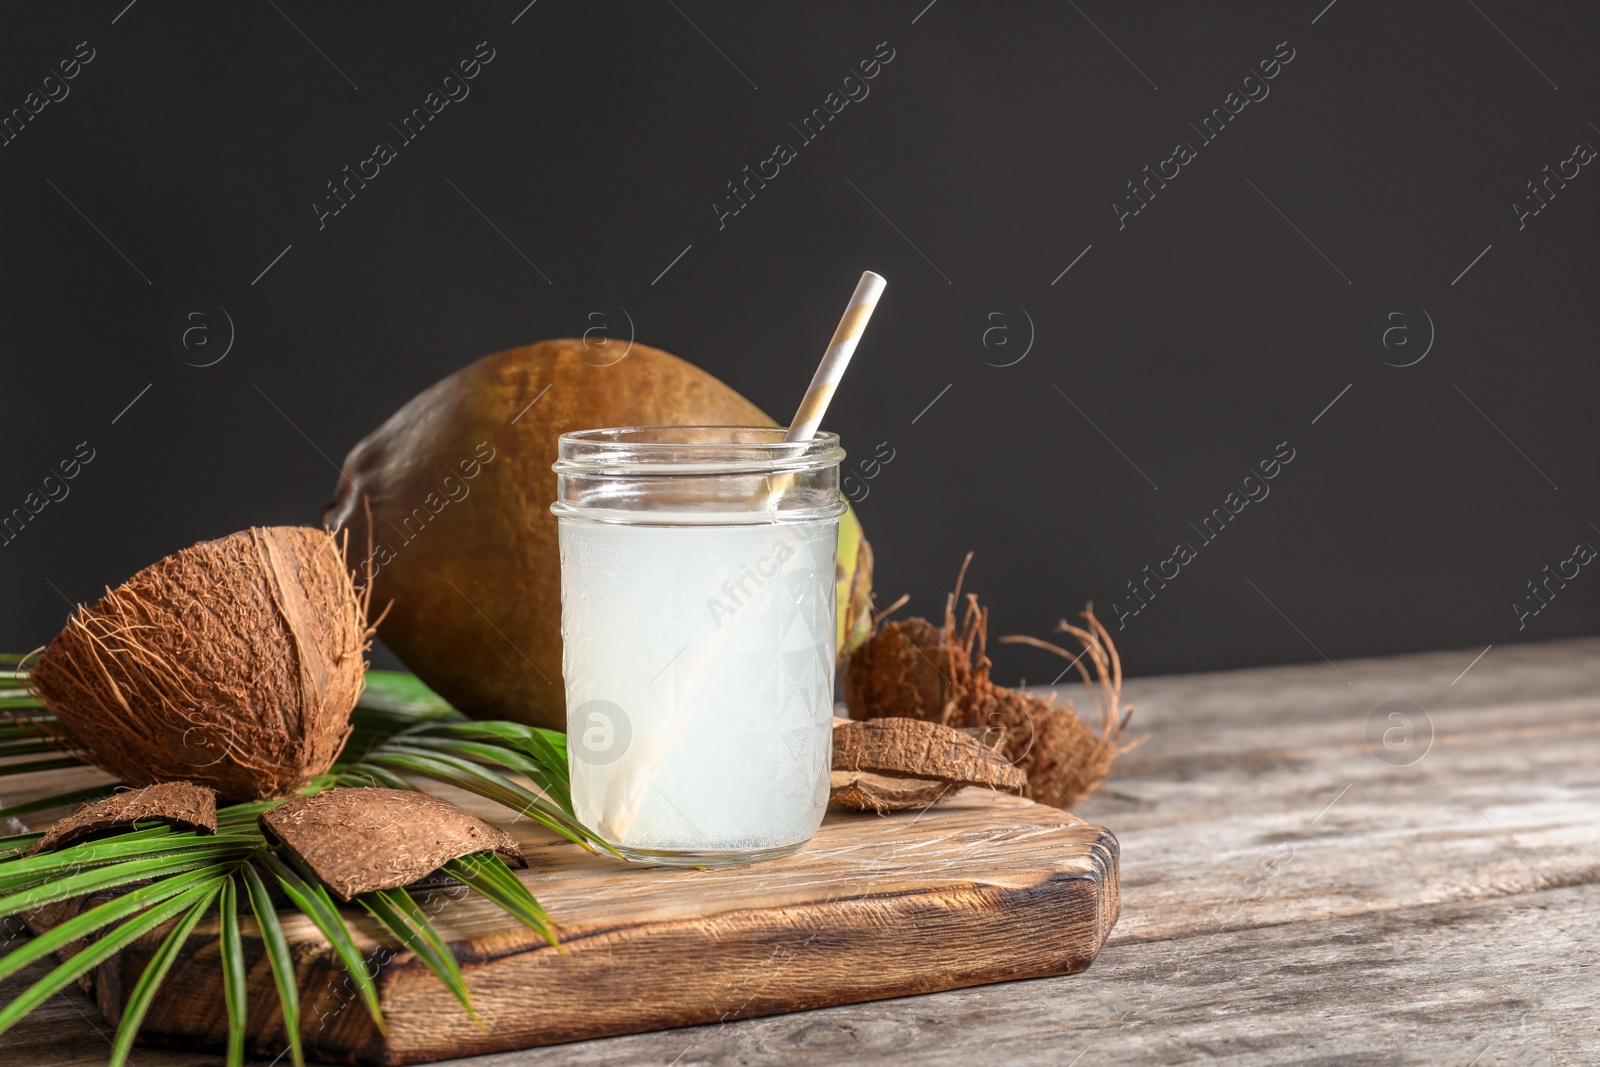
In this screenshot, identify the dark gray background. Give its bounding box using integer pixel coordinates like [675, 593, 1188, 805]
[2, 1, 1596, 686]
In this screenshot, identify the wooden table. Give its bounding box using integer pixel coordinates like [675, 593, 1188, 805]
[7, 638, 1598, 1065]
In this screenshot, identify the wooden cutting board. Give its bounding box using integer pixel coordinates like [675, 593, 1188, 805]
[35, 790, 1118, 1066]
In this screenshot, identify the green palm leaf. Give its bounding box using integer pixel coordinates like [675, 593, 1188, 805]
[0, 755, 91, 776]
[258, 851, 386, 1035]
[0, 845, 250, 917]
[377, 737, 573, 813]
[332, 761, 413, 790]
[0, 875, 226, 1038]
[363, 750, 598, 851]
[441, 853, 560, 948]
[0, 833, 42, 861]
[0, 740, 61, 757]
[358, 887, 476, 1021]
[341, 671, 458, 754]
[219, 876, 248, 1067]
[110, 879, 224, 1067]
[414, 721, 569, 780]
[357, 670, 458, 718]
[240, 862, 304, 1067]
[0, 826, 255, 894]
[0, 660, 601, 1064]
[0, 863, 232, 984]
[354, 684, 578, 824]
[215, 799, 288, 825]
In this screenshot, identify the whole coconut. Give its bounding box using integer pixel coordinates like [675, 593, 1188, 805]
[324, 338, 870, 731]
[29, 526, 368, 803]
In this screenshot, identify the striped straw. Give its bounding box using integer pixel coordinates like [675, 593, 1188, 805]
[784, 271, 886, 442]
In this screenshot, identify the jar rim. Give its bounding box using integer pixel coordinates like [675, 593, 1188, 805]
[554, 426, 843, 475]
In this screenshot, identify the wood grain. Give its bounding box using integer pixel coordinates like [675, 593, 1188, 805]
[6, 636, 1600, 1065]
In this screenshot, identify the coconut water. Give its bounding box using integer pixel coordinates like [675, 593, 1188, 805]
[558, 518, 837, 861]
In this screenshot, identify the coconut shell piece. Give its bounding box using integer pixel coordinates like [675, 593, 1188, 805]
[259, 788, 525, 901]
[828, 717, 965, 813]
[829, 770, 958, 813]
[29, 526, 369, 803]
[832, 717, 1027, 794]
[843, 555, 1142, 809]
[26, 782, 217, 855]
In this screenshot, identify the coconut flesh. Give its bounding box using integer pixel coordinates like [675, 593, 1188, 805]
[29, 526, 369, 804]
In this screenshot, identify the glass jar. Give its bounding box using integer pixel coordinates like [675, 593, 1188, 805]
[551, 427, 846, 867]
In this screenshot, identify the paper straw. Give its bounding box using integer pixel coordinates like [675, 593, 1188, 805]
[785, 271, 886, 442]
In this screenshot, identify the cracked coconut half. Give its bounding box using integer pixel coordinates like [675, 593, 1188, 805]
[28, 526, 374, 804]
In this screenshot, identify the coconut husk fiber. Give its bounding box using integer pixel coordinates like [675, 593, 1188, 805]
[259, 788, 525, 901]
[26, 782, 217, 855]
[28, 526, 370, 804]
[843, 554, 1142, 810]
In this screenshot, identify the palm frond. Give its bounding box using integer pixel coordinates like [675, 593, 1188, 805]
[341, 670, 462, 756]
[0, 843, 252, 916]
[110, 879, 225, 1067]
[406, 720, 570, 780]
[362, 749, 599, 852]
[331, 762, 413, 790]
[0, 832, 42, 861]
[0, 874, 227, 1038]
[358, 670, 459, 718]
[0, 825, 177, 891]
[442, 853, 561, 948]
[358, 887, 476, 1021]
[0, 755, 89, 777]
[0, 825, 249, 886]
[240, 862, 304, 1067]
[257, 851, 386, 1034]
[218, 876, 248, 1067]
[383, 734, 572, 812]
[0, 740, 67, 758]
[344, 673, 585, 828]
[0, 863, 233, 985]
[215, 799, 289, 826]
[0, 660, 602, 1064]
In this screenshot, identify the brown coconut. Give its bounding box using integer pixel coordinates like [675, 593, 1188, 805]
[843, 556, 1141, 810]
[323, 338, 873, 731]
[28, 526, 369, 804]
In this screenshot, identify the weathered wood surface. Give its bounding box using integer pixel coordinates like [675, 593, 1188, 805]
[7, 636, 1600, 1065]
